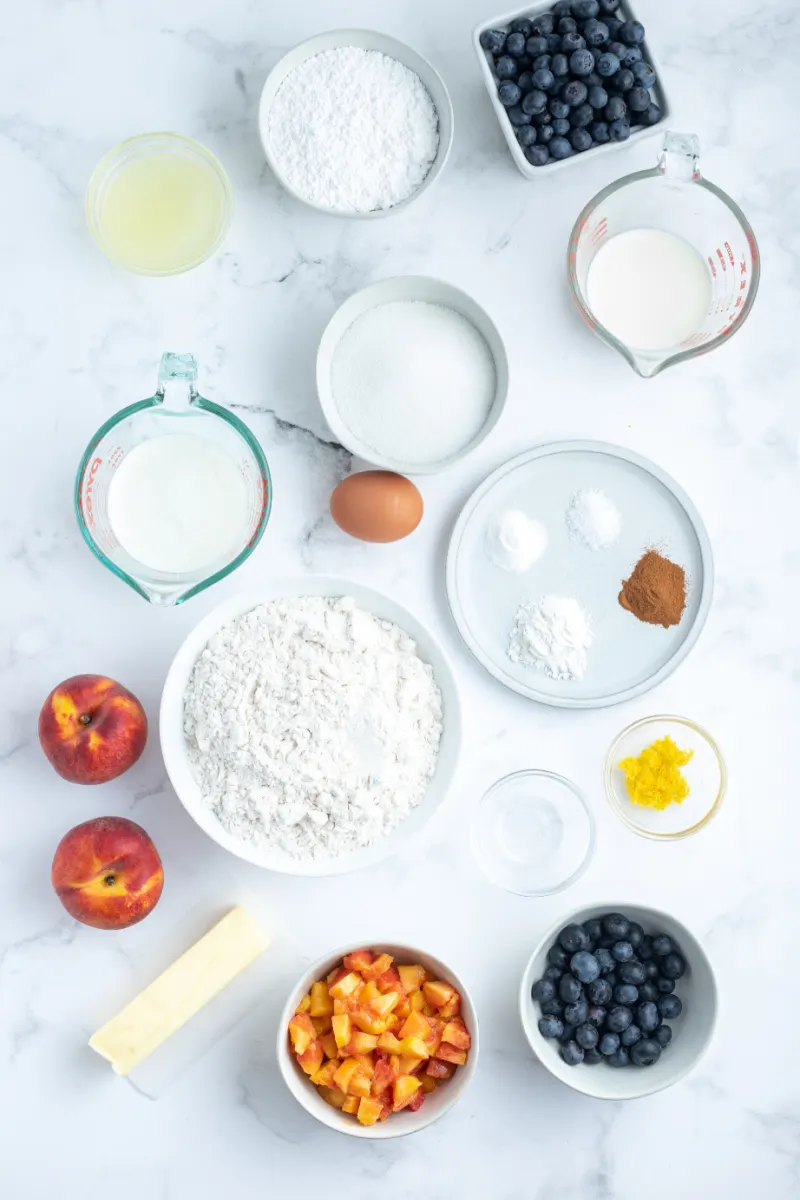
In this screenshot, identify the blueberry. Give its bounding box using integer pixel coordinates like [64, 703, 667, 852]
[588, 84, 608, 108]
[560, 31, 586, 53]
[587, 1004, 607, 1027]
[604, 96, 626, 120]
[533, 53, 552, 70]
[531, 13, 555, 36]
[654, 1024, 673, 1047]
[585, 71, 603, 86]
[549, 135, 573, 160]
[540, 996, 564, 1016]
[537, 122, 554, 143]
[510, 16, 534, 36]
[548, 944, 570, 969]
[638, 981, 658, 1003]
[583, 918, 603, 943]
[546, 32, 564, 52]
[596, 51, 620, 76]
[632, 60, 656, 89]
[559, 974, 583, 1004]
[553, 0, 573, 15]
[517, 71, 534, 92]
[480, 28, 507, 54]
[507, 105, 532, 126]
[572, 0, 599, 17]
[525, 35, 549, 57]
[587, 978, 612, 1006]
[551, 52, 569, 77]
[552, 118, 571, 135]
[506, 31, 527, 57]
[644, 961, 660, 980]
[497, 82, 523, 106]
[619, 19, 645, 45]
[539, 1015, 565, 1039]
[637, 1001, 660, 1032]
[569, 103, 594, 128]
[570, 951, 601, 983]
[558, 1022, 576, 1043]
[532, 109, 553, 125]
[626, 923, 644, 950]
[561, 1040, 584, 1066]
[621, 1023, 643, 1047]
[599, 0, 620, 11]
[564, 999, 589, 1026]
[495, 55, 519, 79]
[531, 977, 555, 1003]
[575, 1022, 599, 1050]
[658, 995, 683, 1020]
[606, 1006, 633, 1033]
[524, 144, 550, 166]
[590, 120, 610, 143]
[532, 67, 556, 92]
[607, 1048, 631, 1068]
[603, 913, 630, 940]
[562, 79, 588, 106]
[522, 88, 548, 114]
[614, 984, 639, 1006]
[656, 976, 675, 995]
[661, 953, 686, 980]
[557, 16, 578, 34]
[599, 1032, 620, 1056]
[640, 101, 662, 126]
[544, 964, 564, 984]
[584, 1048, 603, 1064]
[548, 97, 570, 118]
[594, 948, 615, 975]
[630, 1038, 661, 1067]
[638, 936, 654, 961]
[609, 68, 635, 93]
[606, 40, 627, 59]
[627, 85, 650, 112]
[582, 18, 609, 46]
[619, 962, 645, 986]
[570, 48, 595, 76]
[604, 16, 624, 38]
[613, 941, 633, 963]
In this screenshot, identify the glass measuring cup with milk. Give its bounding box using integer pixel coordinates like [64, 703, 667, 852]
[75, 353, 271, 605]
[568, 133, 760, 378]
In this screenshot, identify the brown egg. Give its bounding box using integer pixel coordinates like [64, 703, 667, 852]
[330, 471, 423, 543]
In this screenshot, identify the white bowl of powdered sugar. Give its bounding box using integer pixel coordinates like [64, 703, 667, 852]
[259, 30, 453, 218]
[160, 579, 462, 876]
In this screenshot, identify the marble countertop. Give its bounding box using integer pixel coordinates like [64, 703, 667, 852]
[2, 1, 798, 1197]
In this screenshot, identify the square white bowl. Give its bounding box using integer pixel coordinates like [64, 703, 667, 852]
[519, 902, 717, 1099]
[278, 942, 479, 1138]
[473, 2, 673, 178]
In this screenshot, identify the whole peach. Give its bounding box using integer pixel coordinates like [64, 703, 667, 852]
[51, 816, 164, 930]
[39, 674, 147, 784]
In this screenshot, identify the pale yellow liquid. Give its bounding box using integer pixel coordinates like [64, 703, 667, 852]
[99, 152, 227, 273]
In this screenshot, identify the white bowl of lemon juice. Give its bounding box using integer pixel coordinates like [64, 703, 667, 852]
[85, 132, 233, 275]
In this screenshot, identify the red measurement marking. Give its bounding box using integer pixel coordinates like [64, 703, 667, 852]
[83, 456, 102, 528]
[716, 248, 727, 272]
[740, 259, 747, 275]
[724, 241, 734, 265]
[707, 255, 716, 278]
[735, 296, 743, 308]
[591, 217, 608, 246]
[746, 230, 759, 264]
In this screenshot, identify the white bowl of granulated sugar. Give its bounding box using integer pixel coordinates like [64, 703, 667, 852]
[258, 29, 454, 218]
[160, 579, 462, 877]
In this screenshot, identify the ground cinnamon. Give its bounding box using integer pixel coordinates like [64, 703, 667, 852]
[619, 550, 686, 628]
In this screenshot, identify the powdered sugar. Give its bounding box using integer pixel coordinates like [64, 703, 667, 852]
[267, 47, 440, 213]
[183, 597, 443, 860]
[508, 595, 594, 681]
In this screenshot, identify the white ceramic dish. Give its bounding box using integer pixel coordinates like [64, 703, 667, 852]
[317, 276, 509, 474]
[258, 29, 454, 218]
[520, 903, 717, 1100]
[446, 440, 713, 707]
[160, 579, 462, 876]
[278, 942, 478, 1138]
[473, 1, 673, 179]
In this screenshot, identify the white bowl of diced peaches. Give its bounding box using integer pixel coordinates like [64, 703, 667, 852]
[278, 944, 478, 1137]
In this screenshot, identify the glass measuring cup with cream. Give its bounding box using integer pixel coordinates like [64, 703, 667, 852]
[75, 353, 271, 605]
[568, 133, 760, 377]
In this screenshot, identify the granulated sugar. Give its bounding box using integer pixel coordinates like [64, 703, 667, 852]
[267, 46, 439, 213]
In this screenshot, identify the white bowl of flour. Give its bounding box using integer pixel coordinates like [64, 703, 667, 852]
[160, 579, 462, 876]
[258, 29, 453, 218]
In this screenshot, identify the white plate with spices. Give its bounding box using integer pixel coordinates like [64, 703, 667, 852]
[445, 441, 713, 708]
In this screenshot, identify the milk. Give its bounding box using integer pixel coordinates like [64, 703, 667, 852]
[586, 228, 711, 351]
[107, 433, 250, 574]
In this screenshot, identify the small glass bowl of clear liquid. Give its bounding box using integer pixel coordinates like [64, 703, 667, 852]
[472, 770, 595, 897]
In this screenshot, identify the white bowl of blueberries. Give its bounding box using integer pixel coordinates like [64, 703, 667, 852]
[474, 1, 671, 174]
[520, 905, 717, 1100]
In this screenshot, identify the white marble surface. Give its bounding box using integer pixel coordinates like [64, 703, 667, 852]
[2, 1, 798, 1196]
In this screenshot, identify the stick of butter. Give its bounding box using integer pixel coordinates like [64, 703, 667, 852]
[89, 906, 269, 1077]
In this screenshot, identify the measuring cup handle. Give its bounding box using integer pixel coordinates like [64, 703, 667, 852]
[658, 132, 701, 182]
[156, 352, 199, 409]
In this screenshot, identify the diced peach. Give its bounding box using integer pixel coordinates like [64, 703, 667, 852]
[421, 1003, 436, 1018]
[288, 1012, 316, 1056]
[400, 1011, 429, 1041]
[329, 971, 363, 1001]
[353, 1053, 375, 1078]
[422, 981, 457, 1010]
[393, 996, 411, 1020]
[333, 1057, 360, 1094]
[351, 1009, 387, 1036]
[441, 1018, 471, 1052]
[426, 1058, 455, 1080]
[423, 1017, 444, 1056]
[309, 981, 334, 1018]
[397, 1036, 430, 1060]
[360, 952, 394, 981]
[321, 1032, 339, 1061]
[385, 1013, 401, 1031]
[360, 980, 380, 1004]
[436, 1042, 467, 1067]
[310, 1060, 339, 1088]
[409, 989, 425, 1012]
[439, 996, 462, 1020]
[342, 1095, 359, 1115]
[343, 948, 375, 973]
[398, 1055, 426, 1076]
[375, 967, 403, 994]
[333, 995, 360, 1015]
[318, 1085, 347, 1110]
[349, 1071, 372, 1099]
[379, 1102, 393, 1122]
[331, 1013, 352, 1050]
[311, 1014, 332, 1036]
[389, 1054, 401, 1078]
[357, 1096, 384, 1126]
[392, 1075, 422, 1111]
[372, 1056, 396, 1096]
[295, 992, 312, 1014]
[420, 1074, 438, 1094]
[297, 1040, 324, 1076]
[369, 992, 400, 1019]
[344, 1032, 379, 1055]
[377, 1031, 403, 1054]
[398, 963, 428, 993]
[327, 966, 348, 986]
[407, 1089, 425, 1113]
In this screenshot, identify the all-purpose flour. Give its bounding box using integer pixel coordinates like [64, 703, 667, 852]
[267, 47, 440, 213]
[183, 597, 443, 860]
